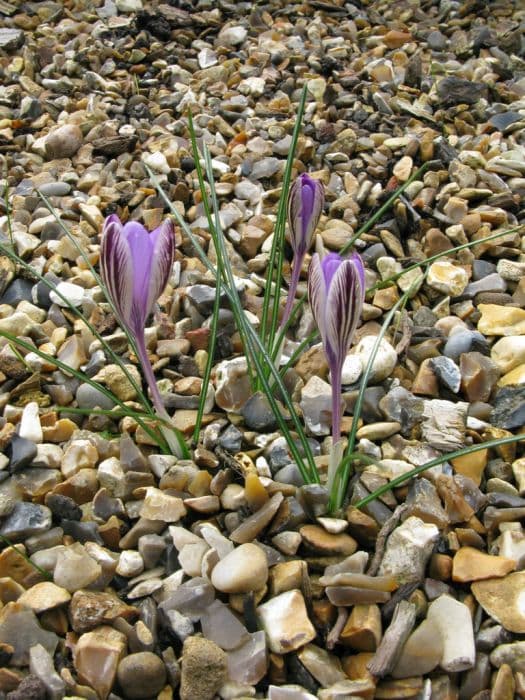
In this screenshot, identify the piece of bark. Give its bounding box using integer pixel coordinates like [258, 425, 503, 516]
[367, 600, 416, 677]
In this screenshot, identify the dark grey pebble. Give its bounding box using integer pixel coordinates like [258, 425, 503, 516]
[491, 386, 525, 430]
[0, 502, 52, 541]
[241, 392, 278, 432]
[7, 434, 37, 472]
[0, 278, 34, 305]
[443, 330, 489, 361]
[218, 424, 243, 453]
[430, 356, 461, 393]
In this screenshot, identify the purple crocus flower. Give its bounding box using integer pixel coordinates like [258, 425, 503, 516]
[281, 174, 324, 328]
[308, 251, 365, 445]
[100, 214, 180, 452]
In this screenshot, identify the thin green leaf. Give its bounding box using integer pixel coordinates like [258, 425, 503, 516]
[186, 112, 256, 388]
[328, 275, 424, 513]
[0, 330, 167, 450]
[355, 434, 525, 509]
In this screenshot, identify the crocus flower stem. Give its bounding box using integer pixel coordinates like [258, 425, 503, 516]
[134, 334, 182, 455]
[279, 255, 303, 331]
[331, 361, 343, 445]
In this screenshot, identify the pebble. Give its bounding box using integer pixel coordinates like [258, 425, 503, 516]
[44, 125, 83, 160]
[478, 304, 525, 336]
[180, 636, 227, 700]
[257, 590, 316, 654]
[211, 543, 268, 593]
[427, 595, 475, 672]
[378, 516, 439, 583]
[353, 336, 397, 382]
[0, 603, 58, 666]
[472, 572, 525, 633]
[116, 652, 167, 699]
[427, 261, 469, 297]
[74, 627, 127, 700]
[452, 547, 516, 582]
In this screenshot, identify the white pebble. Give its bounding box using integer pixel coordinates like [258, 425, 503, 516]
[18, 401, 43, 444]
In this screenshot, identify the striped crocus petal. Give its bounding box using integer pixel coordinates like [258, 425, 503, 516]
[145, 219, 175, 319]
[100, 214, 134, 331]
[287, 173, 325, 258]
[308, 251, 365, 368]
[324, 253, 365, 365]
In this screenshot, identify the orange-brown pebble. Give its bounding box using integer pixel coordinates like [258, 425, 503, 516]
[452, 547, 516, 582]
[340, 604, 382, 651]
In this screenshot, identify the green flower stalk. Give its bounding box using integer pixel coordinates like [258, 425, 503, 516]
[100, 214, 183, 456]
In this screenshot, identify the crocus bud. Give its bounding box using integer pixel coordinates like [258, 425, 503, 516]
[308, 251, 365, 443]
[280, 174, 325, 331]
[100, 214, 175, 338]
[287, 173, 325, 259]
[100, 214, 183, 456]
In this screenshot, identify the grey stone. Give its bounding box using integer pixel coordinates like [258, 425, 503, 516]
[242, 392, 278, 432]
[0, 278, 34, 305]
[0, 502, 52, 541]
[76, 383, 116, 410]
[443, 330, 490, 361]
[0, 28, 24, 51]
[7, 434, 38, 472]
[492, 386, 525, 430]
[430, 356, 461, 393]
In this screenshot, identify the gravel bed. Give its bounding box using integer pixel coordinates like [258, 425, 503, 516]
[0, 1, 524, 699]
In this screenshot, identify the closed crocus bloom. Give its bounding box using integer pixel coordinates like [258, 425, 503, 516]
[281, 174, 325, 329]
[100, 214, 182, 455]
[287, 173, 325, 259]
[308, 251, 365, 444]
[100, 214, 175, 338]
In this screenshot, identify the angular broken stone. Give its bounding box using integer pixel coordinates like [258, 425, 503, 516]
[378, 516, 439, 583]
[392, 617, 442, 678]
[452, 547, 516, 582]
[227, 630, 268, 685]
[0, 602, 59, 666]
[257, 590, 316, 654]
[74, 626, 127, 700]
[200, 600, 249, 651]
[297, 643, 348, 688]
[427, 595, 475, 672]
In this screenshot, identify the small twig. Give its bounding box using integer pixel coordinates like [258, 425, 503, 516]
[367, 600, 416, 678]
[326, 607, 349, 650]
[366, 503, 409, 576]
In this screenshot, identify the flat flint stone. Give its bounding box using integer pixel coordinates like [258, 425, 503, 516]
[0, 501, 52, 541]
[491, 386, 525, 430]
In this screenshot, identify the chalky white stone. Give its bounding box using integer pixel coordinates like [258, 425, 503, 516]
[18, 401, 43, 444]
[49, 281, 85, 307]
[211, 543, 268, 594]
[353, 336, 397, 382]
[257, 590, 316, 654]
[491, 336, 525, 373]
[427, 594, 475, 672]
